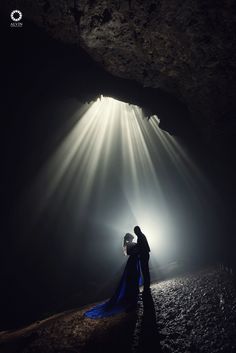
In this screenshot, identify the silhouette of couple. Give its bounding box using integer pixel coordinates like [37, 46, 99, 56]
[85, 226, 150, 318]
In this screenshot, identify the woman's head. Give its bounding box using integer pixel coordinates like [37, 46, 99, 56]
[123, 233, 134, 246]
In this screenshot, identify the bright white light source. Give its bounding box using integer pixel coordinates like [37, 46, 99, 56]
[30, 96, 212, 265]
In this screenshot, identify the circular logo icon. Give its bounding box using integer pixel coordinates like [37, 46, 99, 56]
[10, 10, 22, 22]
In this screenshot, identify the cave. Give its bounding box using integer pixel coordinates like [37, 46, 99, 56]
[1, 1, 236, 352]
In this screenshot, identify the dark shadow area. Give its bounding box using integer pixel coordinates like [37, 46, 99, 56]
[137, 291, 162, 353]
[82, 292, 162, 353]
[82, 291, 162, 353]
[0, 333, 38, 353]
[82, 313, 138, 353]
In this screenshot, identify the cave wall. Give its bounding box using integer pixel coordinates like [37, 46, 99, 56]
[2, 0, 236, 140]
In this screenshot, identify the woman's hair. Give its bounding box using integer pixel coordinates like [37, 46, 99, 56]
[123, 233, 134, 247]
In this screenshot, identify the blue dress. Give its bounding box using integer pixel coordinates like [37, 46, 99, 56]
[84, 243, 142, 319]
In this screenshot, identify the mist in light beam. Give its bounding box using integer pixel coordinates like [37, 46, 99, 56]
[28, 96, 218, 267]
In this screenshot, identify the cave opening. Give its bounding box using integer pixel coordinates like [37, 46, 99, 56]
[0, 15, 233, 335]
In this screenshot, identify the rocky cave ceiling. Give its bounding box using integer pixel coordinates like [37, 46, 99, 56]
[3, 0, 236, 141]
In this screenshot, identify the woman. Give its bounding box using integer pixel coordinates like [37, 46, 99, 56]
[84, 233, 141, 318]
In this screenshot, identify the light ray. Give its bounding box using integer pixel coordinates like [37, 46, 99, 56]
[26, 96, 218, 267]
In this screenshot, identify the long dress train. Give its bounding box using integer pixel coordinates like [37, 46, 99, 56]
[84, 244, 141, 319]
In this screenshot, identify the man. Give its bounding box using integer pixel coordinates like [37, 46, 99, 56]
[134, 226, 151, 291]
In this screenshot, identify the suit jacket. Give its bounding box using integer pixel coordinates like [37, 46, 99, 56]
[137, 232, 150, 257]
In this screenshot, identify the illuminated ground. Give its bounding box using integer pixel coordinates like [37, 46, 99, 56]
[0, 268, 235, 353]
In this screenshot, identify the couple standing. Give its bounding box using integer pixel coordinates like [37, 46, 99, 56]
[124, 226, 150, 292]
[85, 226, 151, 319]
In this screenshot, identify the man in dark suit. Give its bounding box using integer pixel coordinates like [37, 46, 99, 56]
[134, 226, 151, 291]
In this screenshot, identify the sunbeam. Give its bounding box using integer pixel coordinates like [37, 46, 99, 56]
[28, 96, 218, 270]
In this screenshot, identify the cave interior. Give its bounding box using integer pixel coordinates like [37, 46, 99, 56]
[1, 1, 236, 331]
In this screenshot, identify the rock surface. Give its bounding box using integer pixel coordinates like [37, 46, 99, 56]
[2, 0, 236, 139]
[0, 268, 236, 353]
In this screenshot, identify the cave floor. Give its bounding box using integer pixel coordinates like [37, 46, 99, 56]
[0, 268, 236, 353]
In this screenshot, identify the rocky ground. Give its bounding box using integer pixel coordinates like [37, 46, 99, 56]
[0, 268, 236, 353]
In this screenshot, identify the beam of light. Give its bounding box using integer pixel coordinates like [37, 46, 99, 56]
[25, 96, 219, 271]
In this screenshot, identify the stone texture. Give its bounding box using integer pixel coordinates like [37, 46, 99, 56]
[3, 0, 236, 139]
[0, 269, 236, 353]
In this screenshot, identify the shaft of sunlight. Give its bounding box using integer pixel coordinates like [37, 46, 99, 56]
[29, 96, 216, 266]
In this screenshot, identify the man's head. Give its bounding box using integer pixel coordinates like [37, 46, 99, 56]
[134, 226, 142, 236]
